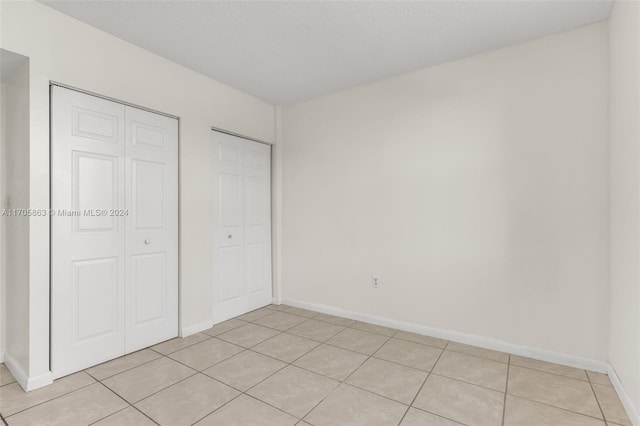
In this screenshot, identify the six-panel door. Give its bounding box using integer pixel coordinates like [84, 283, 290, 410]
[51, 87, 178, 378]
[212, 132, 272, 323]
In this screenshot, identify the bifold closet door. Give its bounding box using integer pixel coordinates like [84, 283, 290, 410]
[51, 86, 178, 378]
[212, 131, 272, 323]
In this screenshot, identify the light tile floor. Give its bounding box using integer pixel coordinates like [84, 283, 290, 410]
[0, 304, 632, 426]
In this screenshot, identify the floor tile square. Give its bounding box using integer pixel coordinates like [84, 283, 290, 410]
[247, 365, 338, 418]
[0, 364, 16, 386]
[195, 394, 298, 426]
[305, 384, 406, 426]
[593, 383, 632, 425]
[433, 350, 508, 391]
[394, 331, 448, 349]
[254, 312, 309, 331]
[6, 383, 126, 426]
[445, 342, 509, 363]
[0, 371, 95, 417]
[266, 304, 291, 312]
[294, 344, 368, 381]
[217, 323, 281, 348]
[135, 373, 239, 426]
[374, 338, 442, 371]
[253, 333, 320, 362]
[202, 318, 248, 336]
[102, 357, 195, 403]
[287, 319, 345, 342]
[510, 355, 588, 381]
[151, 333, 210, 355]
[86, 349, 161, 380]
[503, 395, 605, 426]
[237, 308, 278, 322]
[414, 374, 504, 426]
[168, 337, 244, 370]
[326, 327, 389, 355]
[507, 366, 601, 418]
[400, 407, 465, 426]
[351, 321, 397, 336]
[587, 371, 612, 387]
[346, 357, 427, 404]
[203, 350, 286, 391]
[313, 313, 356, 327]
[93, 407, 157, 426]
[283, 306, 319, 318]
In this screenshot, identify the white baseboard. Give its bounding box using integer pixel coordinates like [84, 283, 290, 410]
[281, 298, 608, 373]
[272, 297, 282, 305]
[608, 364, 640, 426]
[181, 319, 214, 338]
[4, 351, 28, 390]
[3, 352, 53, 392]
[0, 351, 5, 363]
[26, 370, 54, 392]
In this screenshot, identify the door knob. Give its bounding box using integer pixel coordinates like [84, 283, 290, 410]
[227, 234, 232, 239]
[144, 239, 151, 245]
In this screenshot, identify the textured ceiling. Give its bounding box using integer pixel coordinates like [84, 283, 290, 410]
[40, 0, 612, 105]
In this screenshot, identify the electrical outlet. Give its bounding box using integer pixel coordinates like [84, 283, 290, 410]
[372, 275, 379, 288]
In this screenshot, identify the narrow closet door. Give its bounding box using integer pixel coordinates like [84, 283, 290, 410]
[124, 106, 178, 352]
[51, 86, 127, 378]
[212, 132, 272, 323]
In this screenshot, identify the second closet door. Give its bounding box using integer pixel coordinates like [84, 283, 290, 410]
[212, 131, 272, 323]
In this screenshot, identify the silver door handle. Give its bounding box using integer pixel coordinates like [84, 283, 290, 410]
[144, 239, 151, 245]
[227, 234, 232, 239]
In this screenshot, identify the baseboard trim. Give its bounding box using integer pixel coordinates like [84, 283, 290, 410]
[608, 364, 640, 426]
[0, 351, 5, 363]
[281, 298, 608, 373]
[26, 370, 54, 392]
[181, 319, 214, 338]
[3, 352, 53, 391]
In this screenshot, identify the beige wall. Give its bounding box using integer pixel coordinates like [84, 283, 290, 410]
[282, 22, 610, 361]
[0, 0, 275, 387]
[609, 0, 640, 418]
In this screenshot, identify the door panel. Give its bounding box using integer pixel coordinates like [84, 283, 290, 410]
[124, 106, 178, 353]
[73, 257, 119, 342]
[52, 86, 126, 378]
[52, 86, 178, 378]
[132, 253, 166, 325]
[212, 132, 271, 323]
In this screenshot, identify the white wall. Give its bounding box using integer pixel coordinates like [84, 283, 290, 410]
[0, 0, 275, 388]
[609, 0, 640, 419]
[282, 23, 610, 361]
[2, 61, 31, 379]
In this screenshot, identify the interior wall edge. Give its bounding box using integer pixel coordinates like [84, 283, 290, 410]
[609, 364, 640, 426]
[280, 297, 609, 374]
[181, 318, 214, 338]
[2, 351, 52, 392]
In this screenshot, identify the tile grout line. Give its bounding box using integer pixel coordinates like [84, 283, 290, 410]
[297, 332, 398, 423]
[3, 378, 97, 420]
[501, 354, 511, 426]
[587, 372, 608, 423]
[396, 340, 449, 426]
[88, 382, 161, 426]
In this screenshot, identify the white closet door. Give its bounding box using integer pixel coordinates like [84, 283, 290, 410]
[52, 87, 178, 378]
[124, 106, 178, 353]
[212, 132, 272, 322]
[51, 86, 127, 378]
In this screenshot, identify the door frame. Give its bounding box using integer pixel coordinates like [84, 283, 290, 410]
[49, 81, 182, 372]
[210, 127, 274, 324]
